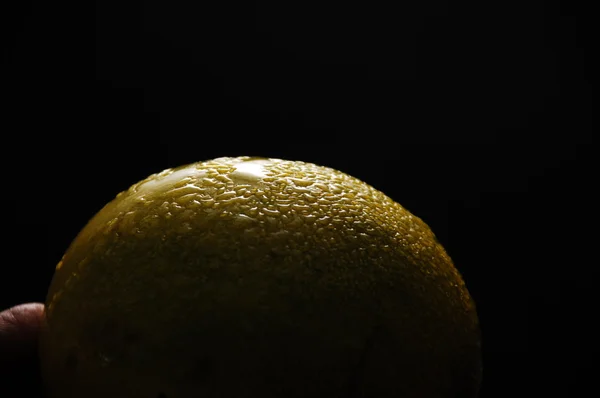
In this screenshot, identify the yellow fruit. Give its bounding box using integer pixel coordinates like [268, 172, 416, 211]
[40, 156, 481, 398]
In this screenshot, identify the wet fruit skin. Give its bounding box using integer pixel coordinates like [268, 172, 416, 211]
[40, 156, 482, 398]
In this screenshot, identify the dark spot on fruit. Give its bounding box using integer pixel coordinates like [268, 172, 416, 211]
[191, 356, 215, 381]
[157, 393, 167, 398]
[124, 331, 142, 344]
[102, 318, 119, 334]
[269, 249, 283, 259]
[65, 351, 78, 370]
[343, 326, 380, 397]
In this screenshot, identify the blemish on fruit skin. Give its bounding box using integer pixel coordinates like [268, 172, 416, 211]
[191, 356, 216, 381]
[65, 350, 78, 370]
[123, 331, 142, 344]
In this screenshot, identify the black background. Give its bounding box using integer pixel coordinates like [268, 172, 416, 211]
[2, 1, 594, 397]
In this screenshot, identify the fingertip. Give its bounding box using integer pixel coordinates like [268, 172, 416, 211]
[0, 302, 45, 354]
[0, 303, 45, 396]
